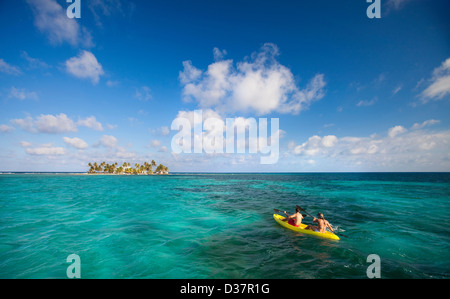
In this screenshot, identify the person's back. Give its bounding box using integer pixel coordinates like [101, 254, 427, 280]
[306, 213, 334, 233]
[284, 207, 303, 227]
[316, 217, 329, 233]
[292, 212, 303, 226]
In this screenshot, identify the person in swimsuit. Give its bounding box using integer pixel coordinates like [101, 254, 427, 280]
[305, 213, 334, 233]
[282, 207, 303, 227]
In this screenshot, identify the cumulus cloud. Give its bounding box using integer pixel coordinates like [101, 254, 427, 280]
[293, 135, 338, 156]
[36, 113, 78, 133]
[388, 125, 407, 138]
[10, 113, 106, 134]
[213, 47, 227, 61]
[65, 51, 104, 84]
[179, 43, 326, 115]
[290, 124, 450, 171]
[63, 137, 88, 149]
[99, 135, 118, 148]
[25, 144, 66, 156]
[0, 124, 15, 133]
[421, 58, 450, 102]
[77, 116, 104, 131]
[10, 117, 35, 133]
[11, 113, 77, 134]
[26, 0, 93, 47]
[411, 119, 440, 130]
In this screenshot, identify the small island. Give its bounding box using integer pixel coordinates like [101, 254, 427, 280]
[87, 161, 169, 175]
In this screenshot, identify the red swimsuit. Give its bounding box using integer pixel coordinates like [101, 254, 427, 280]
[288, 218, 300, 227]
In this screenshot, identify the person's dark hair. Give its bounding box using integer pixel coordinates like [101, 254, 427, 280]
[296, 207, 300, 213]
[317, 213, 324, 219]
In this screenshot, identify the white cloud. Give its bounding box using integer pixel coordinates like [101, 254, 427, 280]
[393, 84, 403, 95]
[26, 0, 93, 47]
[357, 97, 377, 107]
[293, 135, 338, 156]
[77, 116, 104, 131]
[179, 43, 326, 115]
[88, 0, 132, 27]
[213, 47, 227, 61]
[321, 135, 339, 148]
[421, 58, 450, 102]
[12, 113, 77, 134]
[115, 149, 136, 159]
[290, 125, 450, 171]
[0, 59, 22, 76]
[10, 113, 108, 134]
[20, 141, 32, 147]
[100, 135, 118, 148]
[175, 109, 223, 127]
[8, 87, 38, 101]
[150, 139, 161, 147]
[388, 125, 407, 138]
[65, 51, 104, 84]
[386, 0, 412, 10]
[63, 137, 88, 149]
[21, 51, 50, 69]
[35, 113, 77, 133]
[10, 117, 35, 132]
[106, 80, 119, 87]
[159, 126, 170, 136]
[158, 146, 168, 153]
[135, 86, 152, 101]
[26, 144, 66, 156]
[0, 124, 15, 133]
[411, 119, 440, 130]
[179, 61, 202, 85]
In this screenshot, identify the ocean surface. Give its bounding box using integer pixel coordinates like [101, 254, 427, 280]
[0, 173, 449, 279]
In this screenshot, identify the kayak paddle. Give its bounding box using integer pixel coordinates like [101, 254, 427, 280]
[296, 205, 315, 218]
[273, 209, 307, 218]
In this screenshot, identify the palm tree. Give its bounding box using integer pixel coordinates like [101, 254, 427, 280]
[144, 162, 152, 175]
[87, 161, 167, 175]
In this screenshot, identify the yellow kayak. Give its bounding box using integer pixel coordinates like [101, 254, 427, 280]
[273, 214, 340, 241]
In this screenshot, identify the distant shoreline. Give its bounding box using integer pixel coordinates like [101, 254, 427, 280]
[1, 171, 449, 175]
[0, 172, 171, 175]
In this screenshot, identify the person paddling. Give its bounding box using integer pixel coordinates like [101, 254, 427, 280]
[305, 213, 334, 233]
[282, 207, 303, 227]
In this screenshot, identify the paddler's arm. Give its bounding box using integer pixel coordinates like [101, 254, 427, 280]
[326, 221, 334, 233]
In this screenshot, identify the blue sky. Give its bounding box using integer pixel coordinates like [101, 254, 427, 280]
[0, 0, 449, 172]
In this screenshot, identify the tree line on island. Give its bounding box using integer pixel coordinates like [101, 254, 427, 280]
[87, 161, 169, 175]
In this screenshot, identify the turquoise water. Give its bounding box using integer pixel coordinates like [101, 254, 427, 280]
[0, 173, 449, 279]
